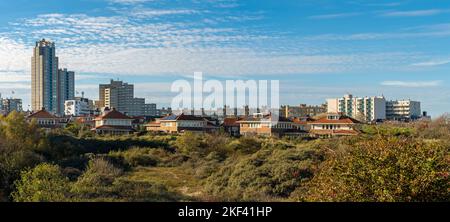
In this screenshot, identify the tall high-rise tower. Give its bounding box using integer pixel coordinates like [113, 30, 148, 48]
[31, 39, 59, 113]
[31, 39, 74, 115]
[58, 68, 75, 114]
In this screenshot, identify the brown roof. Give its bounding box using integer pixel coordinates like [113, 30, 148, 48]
[238, 115, 292, 123]
[28, 109, 57, 119]
[161, 113, 205, 121]
[310, 116, 360, 124]
[95, 109, 132, 120]
[223, 117, 240, 127]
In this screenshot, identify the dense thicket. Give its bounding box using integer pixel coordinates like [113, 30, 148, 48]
[1, 112, 448, 202]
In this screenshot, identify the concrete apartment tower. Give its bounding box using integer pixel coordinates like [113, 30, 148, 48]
[31, 39, 74, 115]
[98, 79, 145, 116]
[58, 68, 75, 114]
[31, 39, 59, 113]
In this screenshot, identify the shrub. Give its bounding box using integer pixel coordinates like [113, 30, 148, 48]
[301, 136, 450, 202]
[12, 163, 71, 202]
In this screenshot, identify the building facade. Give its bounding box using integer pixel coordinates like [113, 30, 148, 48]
[308, 113, 360, 137]
[98, 79, 145, 117]
[238, 114, 308, 137]
[143, 103, 157, 116]
[64, 97, 93, 116]
[31, 39, 59, 114]
[1, 97, 22, 114]
[31, 39, 74, 115]
[386, 100, 421, 121]
[58, 68, 75, 114]
[327, 94, 386, 122]
[92, 108, 135, 135]
[145, 114, 218, 133]
[281, 104, 327, 118]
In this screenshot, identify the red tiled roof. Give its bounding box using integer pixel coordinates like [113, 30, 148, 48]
[310, 116, 360, 124]
[28, 109, 57, 119]
[292, 117, 314, 125]
[95, 109, 131, 120]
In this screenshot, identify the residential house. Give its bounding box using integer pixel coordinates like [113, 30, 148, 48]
[222, 117, 241, 137]
[145, 113, 218, 133]
[92, 108, 135, 135]
[27, 108, 66, 129]
[308, 113, 360, 137]
[238, 114, 308, 137]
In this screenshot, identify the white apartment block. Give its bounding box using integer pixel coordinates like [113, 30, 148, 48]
[386, 100, 421, 120]
[65, 97, 93, 116]
[327, 94, 386, 122]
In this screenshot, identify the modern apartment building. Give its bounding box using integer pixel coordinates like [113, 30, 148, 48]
[327, 94, 386, 122]
[386, 100, 421, 121]
[281, 104, 327, 118]
[98, 79, 145, 117]
[58, 68, 75, 114]
[31, 39, 74, 115]
[64, 97, 94, 116]
[0, 95, 23, 114]
[143, 103, 157, 116]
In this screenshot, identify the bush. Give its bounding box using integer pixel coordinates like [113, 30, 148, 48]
[71, 158, 123, 199]
[12, 163, 71, 202]
[301, 136, 450, 202]
[205, 144, 324, 201]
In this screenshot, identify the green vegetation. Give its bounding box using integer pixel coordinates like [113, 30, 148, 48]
[0, 112, 449, 202]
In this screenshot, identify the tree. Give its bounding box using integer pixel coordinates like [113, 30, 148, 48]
[0, 111, 46, 198]
[12, 163, 70, 202]
[302, 136, 449, 202]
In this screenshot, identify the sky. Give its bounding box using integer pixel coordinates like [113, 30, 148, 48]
[0, 0, 449, 116]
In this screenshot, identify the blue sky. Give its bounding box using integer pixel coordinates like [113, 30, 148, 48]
[0, 0, 449, 116]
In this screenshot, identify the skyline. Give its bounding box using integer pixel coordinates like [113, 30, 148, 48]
[0, 0, 450, 116]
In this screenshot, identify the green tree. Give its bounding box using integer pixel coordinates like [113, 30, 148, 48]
[12, 163, 71, 202]
[302, 136, 450, 202]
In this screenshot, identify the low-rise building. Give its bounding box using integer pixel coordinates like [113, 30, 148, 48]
[27, 108, 66, 129]
[145, 113, 218, 133]
[222, 117, 241, 137]
[92, 108, 135, 135]
[308, 113, 359, 137]
[238, 114, 308, 137]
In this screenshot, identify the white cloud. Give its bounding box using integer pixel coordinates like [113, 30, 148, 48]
[308, 12, 361, 20]
[108, 0, 153, 5]
[412, 60, 450, 67]
[381, 80, 443, 87]
[380, 9, 449, 17]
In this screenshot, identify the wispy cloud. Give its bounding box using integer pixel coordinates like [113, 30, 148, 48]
[412, 59, 450, 67]
[308, 12, 362, 20]
[381, 80, 443, 87]
[380, 9, 450, 17]
[108, 0, 152, 5]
